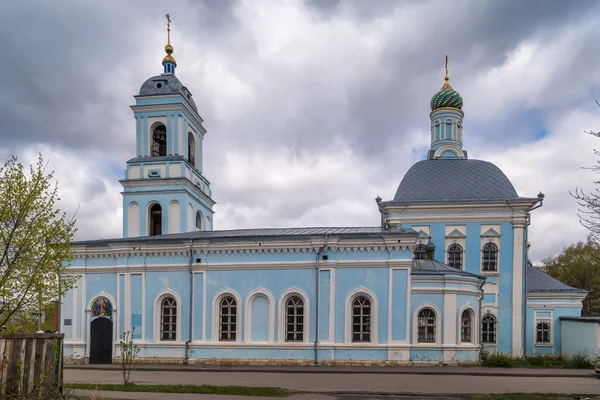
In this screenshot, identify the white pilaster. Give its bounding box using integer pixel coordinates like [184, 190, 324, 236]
[443, 292, 457, 363]
[512, 221, 525, 356]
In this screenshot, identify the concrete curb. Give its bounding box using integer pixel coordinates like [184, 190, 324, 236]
[64, 364, 595, 378]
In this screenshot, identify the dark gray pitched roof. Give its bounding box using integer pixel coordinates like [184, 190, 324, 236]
[412, 259, 484, 280]
[138, 74, 198, 113]
[526, 266, 586, 293]
[392, 159, 533, 203]
[74, 227, 417, 246]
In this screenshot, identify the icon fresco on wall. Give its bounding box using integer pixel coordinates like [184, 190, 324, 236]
[91, 297, 112, 318]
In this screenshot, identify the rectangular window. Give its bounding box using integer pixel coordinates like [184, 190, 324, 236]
[535, 320, 551, 344]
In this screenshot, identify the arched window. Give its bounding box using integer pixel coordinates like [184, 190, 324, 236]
[447, 244, 463, 269]
[285, 296, 304, 342]
[151, 124, 167, 157]
[413, 244, 427, 260]
[195, 211, 203, 231]
[482, 243, 498, 272]
[188, 132, 196, 167]
[417, 308, 436, 343]
[481, 314, 496, 344]
[536, 321, 551, 344]
[351, 296, 371, 343]
[461, 310, 472, 343]
[160, 296, 177, 341]
[219, 296, 237, 341]
[149, 203, 162, 236]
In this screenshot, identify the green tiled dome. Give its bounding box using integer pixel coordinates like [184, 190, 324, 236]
[430, 78, 463, 111]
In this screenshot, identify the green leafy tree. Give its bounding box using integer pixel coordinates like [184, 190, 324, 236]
[541, 235, 600, 316]
[0, 155, 78, 332]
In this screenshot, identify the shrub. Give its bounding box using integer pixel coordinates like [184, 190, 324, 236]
[481, 353, 515, 367]
[569, 350, 593, 369]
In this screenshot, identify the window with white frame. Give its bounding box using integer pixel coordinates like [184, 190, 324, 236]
[536, 320, 551, 344]
[285, 295, 304, 342]
[461, 310, 472, 343]
[481, 314, 496, 344]
[160, 296, 177, 341]
[351, 295, 371, 343]
[219, 296, 237, 341]
[447, 244, 463, 269]
[482, 243, 498, 272]
[413, 244, 427, 260]
[417, 308, 436, 343]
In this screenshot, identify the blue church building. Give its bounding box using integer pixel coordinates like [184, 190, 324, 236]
[61, 23, 587, 365]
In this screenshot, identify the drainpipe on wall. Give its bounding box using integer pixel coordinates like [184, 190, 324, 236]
[314, 235, 329, 366]
[478, 278, 486, 361]
[184, 238, 194, 365]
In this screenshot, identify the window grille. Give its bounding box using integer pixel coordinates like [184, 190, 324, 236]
[352, 296, 371, 343]
[413, 244, 427, 260]
[482, 243, 498, 272]
[219, 296, 237, 341]
[417, 308, 436, 343]
[461, 310, 472, 343]
[481, 314, 496, 344]
[285, 296, 304, 342]
[160, 297, 177, 341]
[536, 321, 551, 344]
[447, 244, 463, 269]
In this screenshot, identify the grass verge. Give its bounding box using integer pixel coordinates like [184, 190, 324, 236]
[65, 383, 294, 397]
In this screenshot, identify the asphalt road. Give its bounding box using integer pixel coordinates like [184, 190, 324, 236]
[64, 368, 600, 396]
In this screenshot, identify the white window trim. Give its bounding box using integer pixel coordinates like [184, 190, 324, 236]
[212, 288, 242, 343]
[413, 302, 442, 345]
[480, 225, 501, 275]
[277, 287, 310, 344]
[457, 303, 477, 344]
[244, 288, 275, 343]
[534, 309, 554, 347]
[152, 289, 182, 343]
[344, 286, 378, 345]
[480, 311, 498, 345]
[445, 226, 466, 270]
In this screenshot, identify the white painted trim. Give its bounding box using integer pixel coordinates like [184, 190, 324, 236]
[212, 288, 242, 343]
[244, 288, 275, 343]
[202, 271, 207, 341]
[406, 271, 411, 342]
[141, 272, 146, 341]
[125, 273, 131, 333]
[458, 303, 478, 344]
[411, 288, 480, 295]
[152, 289, 183, 343]
[277, 287, 310, 344]
[443, 293, 457, 345]
[412, 302, 442, 345]
[527, 302, 585, 308]
[344, 287, 379, 344]
[72, 281, 78, 340]
[533, 309, 554, 348]
[87, 291, 117, 311]
[80, 274, 86, 342]
[329, 268, 336, 343]
[480, 224, 501, 275]
[445, 225, 466, 270]
[388, 268, 393, 343]
[512, 224, 525, 356]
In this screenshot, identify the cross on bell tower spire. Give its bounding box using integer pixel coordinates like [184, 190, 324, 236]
[162, 14, 177, 74]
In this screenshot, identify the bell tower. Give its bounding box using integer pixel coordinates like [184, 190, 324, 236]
[121, 15, 215, 238]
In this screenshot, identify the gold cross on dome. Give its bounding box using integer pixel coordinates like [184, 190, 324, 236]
[445, 55, 449, 78]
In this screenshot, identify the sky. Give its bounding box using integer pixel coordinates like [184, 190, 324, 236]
[1, 0, 600, 263]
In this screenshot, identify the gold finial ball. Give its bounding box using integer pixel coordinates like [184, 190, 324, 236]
[165, 44, 174, 54]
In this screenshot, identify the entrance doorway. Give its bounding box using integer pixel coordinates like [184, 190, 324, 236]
[90, 317, 113, 364]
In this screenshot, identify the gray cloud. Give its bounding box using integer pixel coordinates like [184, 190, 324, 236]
[1, 0, 599, 262]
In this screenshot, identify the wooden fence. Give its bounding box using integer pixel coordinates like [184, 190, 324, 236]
[0, 333, 63, 397]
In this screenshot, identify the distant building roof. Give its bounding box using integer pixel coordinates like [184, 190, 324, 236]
[559, 316, 600, 323]
[73, 226, 417, 246]
[391, 159, 536, 203]
[412, 259, 484, 280]
[526, 266, 586, 293]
